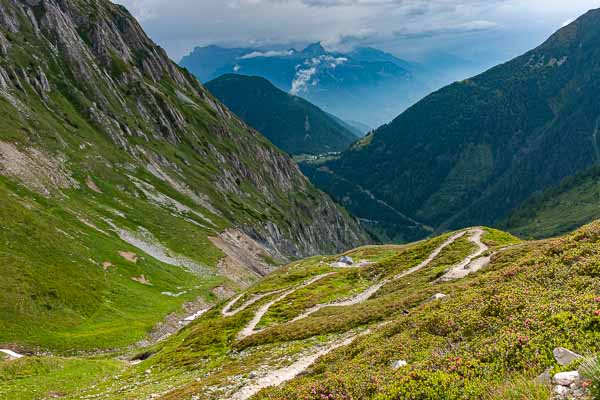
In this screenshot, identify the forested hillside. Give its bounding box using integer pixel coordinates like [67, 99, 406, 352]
[303, 8, 600, 241]
[205, 74, 358, 155]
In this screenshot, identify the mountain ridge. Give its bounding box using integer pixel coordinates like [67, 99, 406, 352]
[179, 42, 434, 126]
[303, 7, 600, 241]
[205, 73, 358, 155]
[0, 0, 368, 352]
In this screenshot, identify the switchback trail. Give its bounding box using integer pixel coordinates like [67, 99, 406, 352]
[292, 231, 468, 322]
[237, 273, 336, 339]
[222, 289, 285, 317]
[438, 228, 489, 281]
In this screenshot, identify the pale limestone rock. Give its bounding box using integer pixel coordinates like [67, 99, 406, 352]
[553, 371, 579, 386]
[554, 347, 583, 366]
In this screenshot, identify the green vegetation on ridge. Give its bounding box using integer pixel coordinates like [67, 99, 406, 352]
[3, 222, 600, 400]
[205, 74, 358, 155]
[502, 165, 600, 239]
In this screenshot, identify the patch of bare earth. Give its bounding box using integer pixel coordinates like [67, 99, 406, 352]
[85, 176, 102, 193]
[212, 285, 236, 301]
[0, 141, 78, 196]
[119, 251, 138, 263]
[209, 229, 283, 288]
[131, 274, 151, 285]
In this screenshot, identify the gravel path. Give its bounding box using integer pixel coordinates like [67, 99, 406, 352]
[237, 273, 336, 340]
[292, 231, 468, 322]
[222, 290, 285, 318]
[229, 331, 368, 400]
[437, 228, 490, 281]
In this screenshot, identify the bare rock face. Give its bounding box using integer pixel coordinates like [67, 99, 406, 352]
[0, 0, 369, 264]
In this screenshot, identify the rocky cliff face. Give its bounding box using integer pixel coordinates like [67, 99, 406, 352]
[0, 0, 367, 260]
[0, 0, 369, 350]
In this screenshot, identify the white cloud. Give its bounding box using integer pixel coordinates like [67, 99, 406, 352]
[239, 50, 295, 59]
[290, 55, 348, 95]
[115, 0, 600, 63]
[290, 66, 317, 95]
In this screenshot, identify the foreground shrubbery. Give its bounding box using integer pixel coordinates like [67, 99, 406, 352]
[254, 223, 600, 399]
[581, 357, 600, 399]
[61, 225, 600, 399]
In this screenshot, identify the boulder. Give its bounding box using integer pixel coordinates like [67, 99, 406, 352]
[553, 371, 579, 386]
[422, 293, 447, 305]
[553, 347, 583, 366]
[429, 293, 447, 302]
[338, 256, 354, 265]
[391, 359, 408, 369]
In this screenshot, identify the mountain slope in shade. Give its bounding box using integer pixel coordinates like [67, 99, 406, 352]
[205, 74, 358, 155]
[304, 8, 600, 241]
[180, 43, 434, 127]
[501, 165, 600, 239]
[0, 0, 368, 351]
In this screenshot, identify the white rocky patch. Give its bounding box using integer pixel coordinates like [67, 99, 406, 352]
[103, 219, 211, 277]
[0, 349, 24, 359]
[128, 174, 215, 227]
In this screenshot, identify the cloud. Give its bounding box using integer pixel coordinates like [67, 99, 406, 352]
[239, 50, 295, 59]
[393, 20, 500, 39]
[290, 66, 317, 95]
[290, 55, 348, 94]
[115, 0, 600, 64]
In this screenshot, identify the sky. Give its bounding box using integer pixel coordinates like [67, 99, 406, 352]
[115, 0, 600, 68]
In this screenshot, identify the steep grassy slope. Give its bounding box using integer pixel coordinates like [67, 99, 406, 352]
[205, 74, 358, 155]
[0, 0, 368, 352]
[15, 222, 594, 399]
[304, 8, 600, 241]
[501, 165, 600, 239]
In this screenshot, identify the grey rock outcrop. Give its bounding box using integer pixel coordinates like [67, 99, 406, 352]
[554, 347, 583, 366]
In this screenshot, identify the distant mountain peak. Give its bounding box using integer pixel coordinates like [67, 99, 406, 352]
[302, 42, 327, 57]
[180, 42, 434, 126]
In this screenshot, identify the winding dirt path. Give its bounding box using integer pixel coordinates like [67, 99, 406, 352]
[222, 290, 285, 318]
[392, 231, 467, 280]
[218, 229, 494, 399]
[437, 228, 489, 282]
[229, 331, 368, 400]
[237, 273, 336, 340]
[292, 231, 468, 322]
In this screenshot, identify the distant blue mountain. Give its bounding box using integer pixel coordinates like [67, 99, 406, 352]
[180, 43, 439, 127]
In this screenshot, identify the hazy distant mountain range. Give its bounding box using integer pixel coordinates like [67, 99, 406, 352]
[180, 43, 460, 127]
